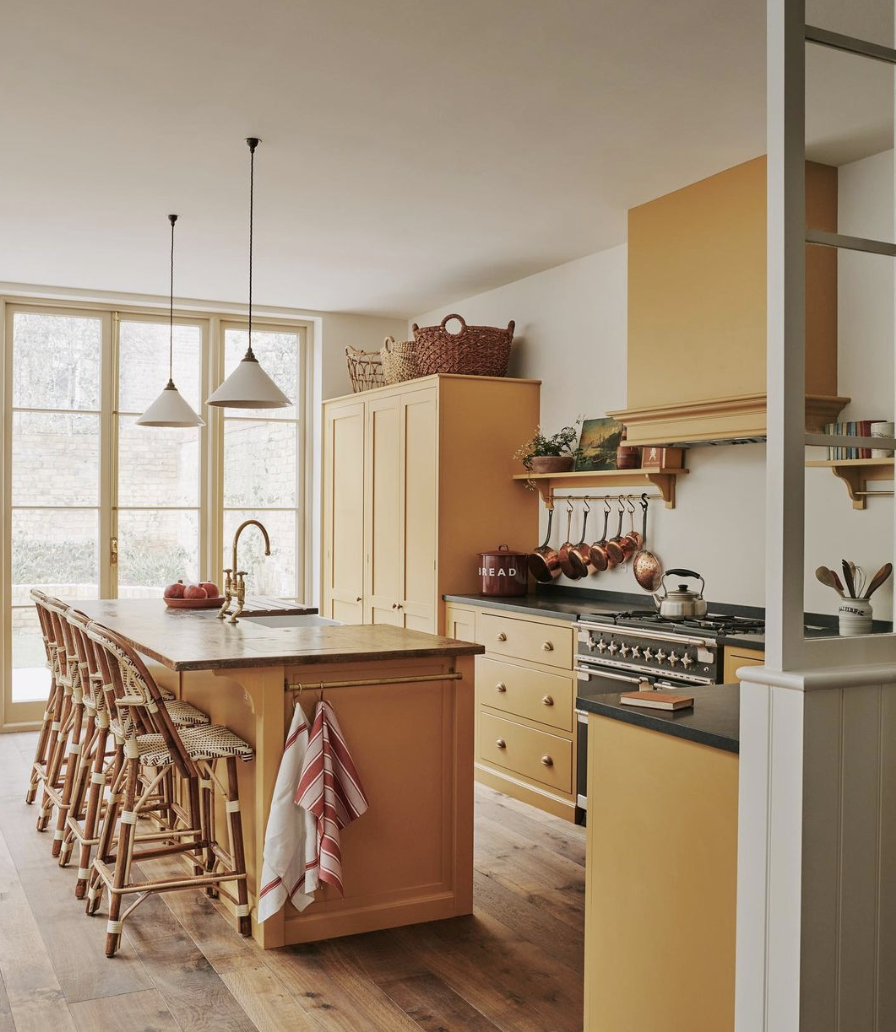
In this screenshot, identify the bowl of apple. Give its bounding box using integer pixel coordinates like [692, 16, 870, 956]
[163, 580, 224, 609]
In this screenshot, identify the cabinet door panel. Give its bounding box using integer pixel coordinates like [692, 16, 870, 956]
[365, 395, 403, 624]
[322, 401, 364, 623]
[401, 390, 438, 633]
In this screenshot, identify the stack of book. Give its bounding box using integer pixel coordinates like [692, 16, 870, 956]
[823, 421, 877, 460]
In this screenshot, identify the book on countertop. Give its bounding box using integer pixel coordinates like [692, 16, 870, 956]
[619, 691, 694, 711]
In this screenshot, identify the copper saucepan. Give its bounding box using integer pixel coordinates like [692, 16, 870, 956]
[589, 500, 616, 573]
[570, 499, 594, 574]
[558, 503, 587, 579]
[528, 505, 562, 582]
[606, 498, 636, 566]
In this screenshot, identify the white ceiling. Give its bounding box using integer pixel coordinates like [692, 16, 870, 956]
[1, 0, 892, 318]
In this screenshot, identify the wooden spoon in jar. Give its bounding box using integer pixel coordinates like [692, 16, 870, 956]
[863, 562, 892, 600]
[815, 566, 843, 597]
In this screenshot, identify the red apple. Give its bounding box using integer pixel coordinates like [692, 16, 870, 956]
[164, 581, 185, 599]
[199, 581, 220, 599]
[183, 584, 208, 600]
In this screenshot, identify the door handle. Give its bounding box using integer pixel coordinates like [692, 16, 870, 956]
[110, 537, 119, 566]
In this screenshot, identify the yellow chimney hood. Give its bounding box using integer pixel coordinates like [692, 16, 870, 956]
[608, 156, 849, 446]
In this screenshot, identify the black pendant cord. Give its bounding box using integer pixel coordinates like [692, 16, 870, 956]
[168, 213, 177, 387]
[246, 137, 259, 360]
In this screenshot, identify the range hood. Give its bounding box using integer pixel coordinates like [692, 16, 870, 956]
[608, 156, 849, 446]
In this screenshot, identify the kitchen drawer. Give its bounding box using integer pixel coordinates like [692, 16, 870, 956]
[477, 656, 574, 732]
[479, 711, 572, 794]
[723, 647, 765, 684]
[478, 612, 574, 671]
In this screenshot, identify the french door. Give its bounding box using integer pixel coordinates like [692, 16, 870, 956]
[2, 306, 210, 728]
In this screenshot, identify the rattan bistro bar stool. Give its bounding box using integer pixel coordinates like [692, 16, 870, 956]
[60, 609, 213, 896]
[25, 590, 64, 808]
[84, 622, 254, 957]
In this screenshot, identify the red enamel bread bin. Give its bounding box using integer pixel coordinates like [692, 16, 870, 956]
[478, 545, 529, 597]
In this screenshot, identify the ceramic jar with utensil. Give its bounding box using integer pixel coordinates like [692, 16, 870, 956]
[839, 598, 873, 636]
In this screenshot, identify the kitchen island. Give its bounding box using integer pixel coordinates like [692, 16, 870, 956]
[76, 600, 483, 948]
[576, 684, 739, 1032]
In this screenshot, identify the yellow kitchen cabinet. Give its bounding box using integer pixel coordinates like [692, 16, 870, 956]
[723, 645, 765, 684]
[470, 605, 579, 820]
[445, 602, 477, 645]
[321, 375, 540, 634]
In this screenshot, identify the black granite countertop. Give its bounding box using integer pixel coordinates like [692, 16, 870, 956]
[576, 683, 740, 754]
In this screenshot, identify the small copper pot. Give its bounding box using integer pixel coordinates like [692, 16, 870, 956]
[569, 500, 594, 574]
[606, 501, 635, 565]
[528, 507, 562, 583]
[589, 503, 616, 573]
[558, 505, 587, 580]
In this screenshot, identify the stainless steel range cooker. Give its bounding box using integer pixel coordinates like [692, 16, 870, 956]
[574, 609, 763, 820]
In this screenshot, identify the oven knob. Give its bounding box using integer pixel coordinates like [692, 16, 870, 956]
[668, 652, 680, 667]
[631, 646, 641, 658]
[587, 636, 597, 651]
[681, 654, 694, 669]
[656, 650, 667, 663]
[620, 644, 631, 657]
[608, 642, 619, 654]
[643, 647, 654, 660]
[597, 639, 608, 653]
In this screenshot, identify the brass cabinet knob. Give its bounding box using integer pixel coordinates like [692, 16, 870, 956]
[396, 604, 404, 610]
[540, 755, 553, 766]
[355, 596, 362, 602]
[495, 682, 507, 693]
[542, 641, 554, 651]
[541, 695, 554, 706]
[497, 632, 507, 641]
[495, 738, 507, 749]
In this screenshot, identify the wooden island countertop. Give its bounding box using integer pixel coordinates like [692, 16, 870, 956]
[71, 599, 482, 948]
[74, 599, 483, 671]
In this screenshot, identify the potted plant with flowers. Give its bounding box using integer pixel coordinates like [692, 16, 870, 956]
[514, 423, 581, 474]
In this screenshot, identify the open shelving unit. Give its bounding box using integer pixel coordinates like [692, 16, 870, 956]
[805, 457, 894, 509]
[512, 466, 688, 508]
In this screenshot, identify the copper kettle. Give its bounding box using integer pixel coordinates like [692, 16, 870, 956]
[653, 569, 708, 619]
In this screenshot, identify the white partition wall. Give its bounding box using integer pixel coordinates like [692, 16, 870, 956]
[736, 2, 896, 1028]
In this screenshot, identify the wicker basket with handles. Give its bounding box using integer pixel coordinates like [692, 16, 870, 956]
[381, 337, 420, 385]
[345, 346, 385, 393]
[410, 314, 515, 377]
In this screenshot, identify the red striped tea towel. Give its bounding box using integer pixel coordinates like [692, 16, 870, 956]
[257, 704, 317, 921]
[295, 699, 369, 897]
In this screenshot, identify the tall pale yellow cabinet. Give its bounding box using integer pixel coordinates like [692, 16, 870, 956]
[322, 374, 540, 634]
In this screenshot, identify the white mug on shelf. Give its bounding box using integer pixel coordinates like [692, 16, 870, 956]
[871, 421, 894, 459]
[838, 598, 872, 637]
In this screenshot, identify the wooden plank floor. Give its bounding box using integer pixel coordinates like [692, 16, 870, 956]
[0, 734, 585, 1032]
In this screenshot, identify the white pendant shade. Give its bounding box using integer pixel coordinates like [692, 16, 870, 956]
[136, 382, 205, 427]
[207, 353, 291, 409]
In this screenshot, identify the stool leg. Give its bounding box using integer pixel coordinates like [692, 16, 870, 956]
[61, 712, 95, 867]
[53, 699, 84, 858]
[26, 681, 58, 804]
[105, 756, 138, 958]
[74, 723, 111, 898]
[224, 757, 251, 937]
[200, 764, 217, 896]
[38, 689, 70, 832]
[86, 751, 123, 915]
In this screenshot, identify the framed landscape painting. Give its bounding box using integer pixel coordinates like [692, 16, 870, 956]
[575, 418, 624, 471]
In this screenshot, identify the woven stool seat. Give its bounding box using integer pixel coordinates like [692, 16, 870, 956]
[163, 699, 211, 727]
[137, 724, 254, 767]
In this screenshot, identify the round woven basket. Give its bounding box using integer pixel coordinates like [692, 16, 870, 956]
[410, 314, 514, 377]
[345, 346, 385, 393]
[381, 337, 420, 385]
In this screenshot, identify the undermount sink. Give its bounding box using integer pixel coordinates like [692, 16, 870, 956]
[241, 613, 341, 629]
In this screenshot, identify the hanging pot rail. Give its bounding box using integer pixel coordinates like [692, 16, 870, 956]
[513, 467, 686, 508]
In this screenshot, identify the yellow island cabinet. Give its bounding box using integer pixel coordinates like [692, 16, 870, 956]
[579, 684, 739, 1032]
[76, 600, 483, 949]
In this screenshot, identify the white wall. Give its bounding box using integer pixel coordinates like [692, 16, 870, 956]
[412, 152, 895, 622]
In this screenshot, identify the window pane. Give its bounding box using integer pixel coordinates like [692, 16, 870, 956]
[118, 416, 200, 507]
[119, 320, 203, 413]
[224, 328, 298, 419]
[12, 606, 50, 704]
[12, 312, 102, 410]
[12, 411, 100, 506]
[224, 510, 297, 596]
[224, 420, 297, 507]
[11, 509, 99, 602]
[117, 509, 201, 595]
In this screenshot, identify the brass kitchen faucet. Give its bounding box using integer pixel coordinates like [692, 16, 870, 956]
[219, 519, 271, 623]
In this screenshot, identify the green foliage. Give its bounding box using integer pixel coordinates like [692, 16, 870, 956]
[513, 423, 582, 471]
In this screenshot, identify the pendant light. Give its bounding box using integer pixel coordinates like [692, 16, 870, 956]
[137, 214, 205, 428]
[207, 138, 291, 409]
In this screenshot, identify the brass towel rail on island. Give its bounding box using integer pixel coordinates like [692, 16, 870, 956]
[285, 671, 463, 696]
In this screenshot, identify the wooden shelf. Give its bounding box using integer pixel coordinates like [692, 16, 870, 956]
[512, 468, 688, 509]
[806, 458, 894, 509]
